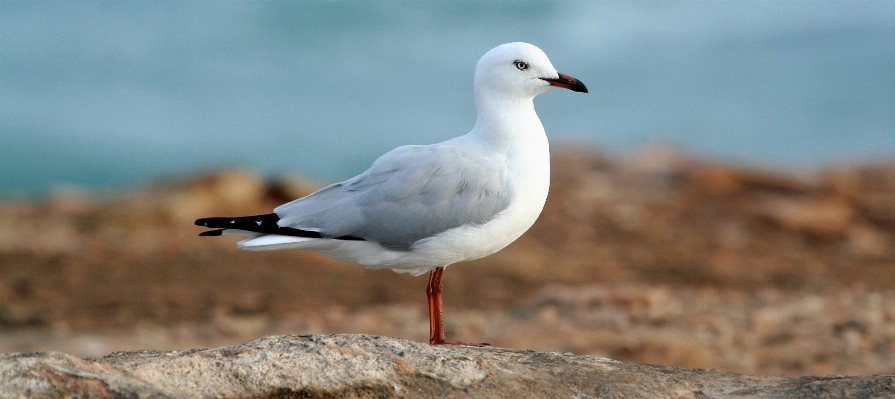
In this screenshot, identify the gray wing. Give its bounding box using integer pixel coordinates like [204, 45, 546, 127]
[274, 143, 511, 249]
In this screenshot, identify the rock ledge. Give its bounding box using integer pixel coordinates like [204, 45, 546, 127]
[1, 334, 891, 398]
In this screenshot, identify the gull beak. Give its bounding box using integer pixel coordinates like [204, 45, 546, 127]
[541, 72, 588, 93]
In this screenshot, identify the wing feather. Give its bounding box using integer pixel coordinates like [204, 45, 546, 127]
[274, 142, 511, 249]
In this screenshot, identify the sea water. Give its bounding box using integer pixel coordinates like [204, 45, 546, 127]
[2, 1, 894, 195]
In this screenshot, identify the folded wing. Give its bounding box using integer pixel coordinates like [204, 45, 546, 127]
[274, 143, 512, 249]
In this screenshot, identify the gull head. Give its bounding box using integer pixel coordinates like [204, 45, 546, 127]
[474, 42, 588, 100]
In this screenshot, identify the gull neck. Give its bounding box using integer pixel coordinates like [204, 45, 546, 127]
[470, 93, 544, 150]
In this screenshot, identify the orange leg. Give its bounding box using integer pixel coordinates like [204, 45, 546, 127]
[426, 267, 489, 347]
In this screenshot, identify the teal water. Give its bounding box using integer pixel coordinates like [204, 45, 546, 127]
[2, 1, 894, 195]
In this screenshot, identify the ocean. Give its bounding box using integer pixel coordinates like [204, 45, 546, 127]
[2, 1, 894, 195]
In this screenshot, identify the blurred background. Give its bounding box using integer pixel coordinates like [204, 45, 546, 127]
[2, 1, 895, 376]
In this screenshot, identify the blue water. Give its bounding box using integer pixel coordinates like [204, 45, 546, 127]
[3, 1, 894, 195]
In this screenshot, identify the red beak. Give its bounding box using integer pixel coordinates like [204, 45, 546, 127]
[541, 72, 588, 93]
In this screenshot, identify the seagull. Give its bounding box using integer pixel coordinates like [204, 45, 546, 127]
[196, 42, 587, 346]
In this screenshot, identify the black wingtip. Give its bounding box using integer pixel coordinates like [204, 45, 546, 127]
[194, 213, 367, 242]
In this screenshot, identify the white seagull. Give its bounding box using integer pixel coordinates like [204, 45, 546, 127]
[196, 42, 587, 346]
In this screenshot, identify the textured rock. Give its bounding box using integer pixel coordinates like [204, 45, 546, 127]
[1, 334, 891, 399]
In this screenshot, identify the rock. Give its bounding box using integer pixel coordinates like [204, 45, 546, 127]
[847, 224, 892, 259]
[158, 169, 267, 223]
[755, 195, 854, 236]
[1, 334, 891, 398]
[268, 173, 323, 203]
[45, 185, 98, 215]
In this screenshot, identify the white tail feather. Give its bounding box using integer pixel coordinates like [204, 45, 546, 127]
[237, 235, 314, 251]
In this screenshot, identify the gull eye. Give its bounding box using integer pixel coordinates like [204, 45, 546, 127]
[514, 60, 529, 71]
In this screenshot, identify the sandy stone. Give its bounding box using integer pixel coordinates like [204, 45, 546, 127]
[160, 169, 266, 222]
[268, 173, 323, 202]
[847, 224, 892, 259]
[1, 334, 892, 399]
[755, 195, 854, 236]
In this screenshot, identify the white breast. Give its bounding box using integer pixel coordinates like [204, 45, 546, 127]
[380, 130, 550, 272]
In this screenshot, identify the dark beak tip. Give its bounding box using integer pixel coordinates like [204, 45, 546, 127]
[543, 73, 589, 94]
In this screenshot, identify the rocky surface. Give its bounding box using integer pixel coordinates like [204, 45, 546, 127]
[3, 334, 892, 399]
[1, 147, 894, 376]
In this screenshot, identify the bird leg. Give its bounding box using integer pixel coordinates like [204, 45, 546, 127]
[426, 267, 489, 347]
[426, 268, 442, 343]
